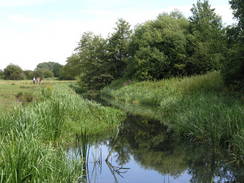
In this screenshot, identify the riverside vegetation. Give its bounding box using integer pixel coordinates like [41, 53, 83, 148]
[59, 0, 244, 164]
[1, 0, 244, 181]
[0, 82, 125, 182]
[101, 72, 244, 160]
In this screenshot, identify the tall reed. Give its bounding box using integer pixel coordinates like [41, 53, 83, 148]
[101, 72, 244, 154]
[0, 84, 125, 182]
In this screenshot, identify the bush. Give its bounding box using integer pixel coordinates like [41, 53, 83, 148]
[3, 64, 25, 80]
[222, 46, 244, 90]
[0, 70, 4, 79]
[34, 68, 54, 78]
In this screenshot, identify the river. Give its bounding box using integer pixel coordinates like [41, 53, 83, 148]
[67, 115, 244, 183]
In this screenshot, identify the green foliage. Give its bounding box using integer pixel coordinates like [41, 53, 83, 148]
[0, 84, 125, 181]
[59, 54, 80, 80]
[0, 69, 4, 79]
[0, 136, 81, 183]
[127, 12, 189, 80]
[24, 70, 34, 80]
[34, 68, 54, 78]
[107, 19, 132, 79]
[187, 0, 226, 74]
[222, 45, 244, 89]
[221, 0, 244, 90]
[102, 72, 244, 149]
[36, 61, 63, 77]
[230, 0, 244, 30]
[77, 32, 113, 93]
[75, 19, 132, 95]
[3, 64, 25, 80]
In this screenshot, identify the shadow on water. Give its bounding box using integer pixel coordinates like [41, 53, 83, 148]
[67, 115, 244, 183]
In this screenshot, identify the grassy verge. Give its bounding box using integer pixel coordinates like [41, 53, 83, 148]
[0, 83, 125, 182]
[101, 72, 244, 157]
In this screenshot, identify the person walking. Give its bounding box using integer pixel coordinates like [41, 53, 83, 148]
[32, 77, 36, 84]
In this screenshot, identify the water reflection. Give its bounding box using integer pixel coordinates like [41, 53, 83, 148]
[67, 115, 244, 183]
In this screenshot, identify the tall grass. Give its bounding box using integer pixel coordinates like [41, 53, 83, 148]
[101, 72, 244, 157]
[0, 135, 81, 183]
[0, 84, 125, 182]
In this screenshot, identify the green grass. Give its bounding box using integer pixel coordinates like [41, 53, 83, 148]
[0, 81, 126, 182]
[0, 79, 75, 112]
[101, 72, 244, 157]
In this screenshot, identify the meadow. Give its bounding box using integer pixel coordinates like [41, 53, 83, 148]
[0, 80, 126, 182]
[0, 80, 75, 112]
[101, 72, 244, 158]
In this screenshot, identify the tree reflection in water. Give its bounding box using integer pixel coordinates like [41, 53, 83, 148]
[72, 115, 244, 183]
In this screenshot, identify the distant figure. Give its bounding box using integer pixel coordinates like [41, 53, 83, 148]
[32, 77, 36, 84]
[36, 77, 42, 84]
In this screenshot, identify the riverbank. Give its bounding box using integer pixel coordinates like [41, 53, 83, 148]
[0, 84, 125, 182]
[101, 72, 244, 158]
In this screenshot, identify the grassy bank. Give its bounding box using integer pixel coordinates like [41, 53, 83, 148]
[0, 83, 125, 182]
[101, 72, 244, 157]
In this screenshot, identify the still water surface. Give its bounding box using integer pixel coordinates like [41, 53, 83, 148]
[67, 115, 244, 183]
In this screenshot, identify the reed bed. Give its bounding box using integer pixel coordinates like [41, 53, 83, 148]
[0, 84, 125, 182]
[101, 72, 244, 158]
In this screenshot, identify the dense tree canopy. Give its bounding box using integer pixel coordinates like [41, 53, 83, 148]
[34, 68, 54, 79]
[230, 0, 244, 30]
[24, 70, 34, 80]
[106, 19, 132, 79]
[187, 0, 226, 74]
[59, 54, 80, 80]
[74, 19, 132, 94]
[36, 62, 63, 77]
[76, 32, 112, 92]
[60, 0, 244, 94]
[221, 0, 244, 89]
[0, 70, 3, 79]
[3, 64, 25, 80]
[126, 12, 189, 80]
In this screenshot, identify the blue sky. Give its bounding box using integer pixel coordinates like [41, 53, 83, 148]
[0, 0, 235, 70]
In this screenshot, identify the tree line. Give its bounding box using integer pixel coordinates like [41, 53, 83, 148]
[61, 0, 243, 96]
[0, 62, 64, 80]
[1, 0, 243, 92]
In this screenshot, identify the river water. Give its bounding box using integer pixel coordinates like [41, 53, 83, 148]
[67, 115, 244, 183]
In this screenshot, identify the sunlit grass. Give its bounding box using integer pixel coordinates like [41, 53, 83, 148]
[0, 83, 125, 181]
[0, 79, 75, 112]
[101, 72, 244, 157]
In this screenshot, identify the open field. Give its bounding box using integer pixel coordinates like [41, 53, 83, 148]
[0, 80, 75, 112]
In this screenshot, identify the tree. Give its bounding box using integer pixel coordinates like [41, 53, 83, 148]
[187, 0, 226, 74]
[59, 54, 80, 80]
[77, 32, 113, 93]
[36, 62, 62, 77]
[230, 0, 244, 31]
[3, 64, 25, 80]
[34, 69, 54, 78]
[24, 70, 34, 80]
[106, 19, 132, 79]
[126, 11, 189, 80]
[0, 69, 4, 79]
[221, 0, 244, 89]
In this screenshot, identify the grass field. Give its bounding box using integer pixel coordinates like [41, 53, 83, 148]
[0, 79, 75, 112]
